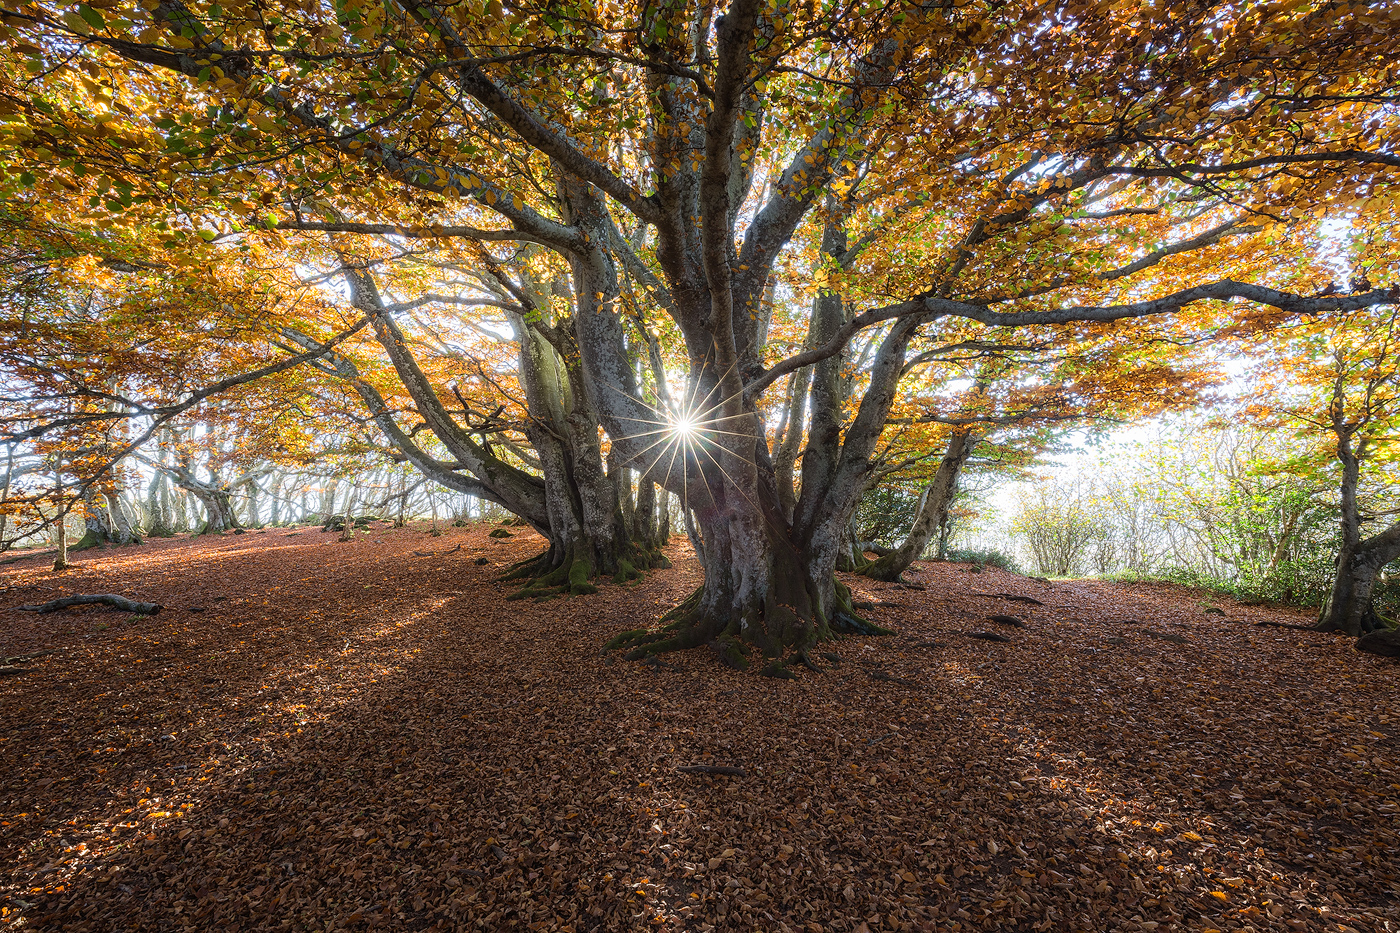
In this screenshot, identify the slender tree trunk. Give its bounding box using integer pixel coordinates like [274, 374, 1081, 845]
[936, 508, 956, 560]
[340, 485, 358, 541]
[52, 457, 69, 570]
[773, 364, 813, 520]
[861, 431, 978, 581]
[53, 509, 69, 570]
[1315, 383, 1400, 635]
[657, 488, 671, 544]
[684, 507, 704, 563]
[0, 445, 13, 549]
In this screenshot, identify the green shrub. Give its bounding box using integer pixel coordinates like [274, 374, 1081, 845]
[941, 547, 1023, 575]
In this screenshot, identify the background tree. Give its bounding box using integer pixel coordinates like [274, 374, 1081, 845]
[1245, 307, 1400, 635]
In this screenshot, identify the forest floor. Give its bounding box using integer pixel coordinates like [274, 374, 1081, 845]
[0, 523, 1397, 933]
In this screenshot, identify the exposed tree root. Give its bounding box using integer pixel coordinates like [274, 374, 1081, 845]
[71, 529, 107, 552]
[504, 542, 670, 600]
[499, 548, 555, 583]
[829, 578, 894, 636]
[606, 576, 892, 673]
[856, 553, 905, 582]
[1312, 610, 1394, 636]
[505, 548, 597, 600]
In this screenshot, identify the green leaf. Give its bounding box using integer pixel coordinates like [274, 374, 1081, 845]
[78, 4, 105, 28]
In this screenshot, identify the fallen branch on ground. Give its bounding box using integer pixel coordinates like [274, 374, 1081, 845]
[16, 594, 163, 615]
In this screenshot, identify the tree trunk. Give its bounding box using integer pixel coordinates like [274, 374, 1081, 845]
[77, 478, 142, 549]
[0, 444, 13, 549]
[146, 468, 174, 536]
[1317, 528, 1400, 635]
[1316, 384, 1400, 635]
[835, 519, 871, 572]
[611, 436, 884, 670]
[321, 478, 339, 526]
[53, 508, 69, 571]
[658, 488, 672, 544]
[339, 485, 358, 541]
[192, 487, 239, 534]
[245, 481, 261, 528]
[861, 431, 978, 581]
[268, 475, 283, 526]
[173, 481, 190, 532]
[104, 484, 141, 544]
[76, 486, 114, 550]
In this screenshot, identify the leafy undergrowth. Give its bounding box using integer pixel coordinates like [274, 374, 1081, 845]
[1, 525, 1397, 933]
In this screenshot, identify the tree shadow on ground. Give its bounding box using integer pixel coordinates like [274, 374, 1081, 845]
[1, 536, 1395, 932]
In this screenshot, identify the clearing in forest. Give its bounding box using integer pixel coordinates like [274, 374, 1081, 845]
[1, 525, 1397, 932]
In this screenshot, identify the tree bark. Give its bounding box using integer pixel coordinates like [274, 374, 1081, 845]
[1317, 529, 1400, 635]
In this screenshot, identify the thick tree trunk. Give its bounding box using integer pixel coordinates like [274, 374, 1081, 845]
[832, 518, 860, 572]
[193, 487, 240, 534]
[268, 475, 283, 526]
[1317, 531, 1400, 635]
[610, 453, 883, 670]
[76, 481, 142, 549]
[861, 431, 978, 581]
[104, 485, 141, 544]
[77, 487, 114, 550]
[245, 481, 262, 528]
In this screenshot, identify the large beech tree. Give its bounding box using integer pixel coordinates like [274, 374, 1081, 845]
[3, 0, 1400, 664]
[281, 249, 676, 592]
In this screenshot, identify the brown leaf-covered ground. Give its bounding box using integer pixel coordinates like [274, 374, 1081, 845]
[1, 524, 1397, 933]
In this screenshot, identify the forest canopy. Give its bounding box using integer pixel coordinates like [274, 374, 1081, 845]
[1, 0, 1398, 660]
